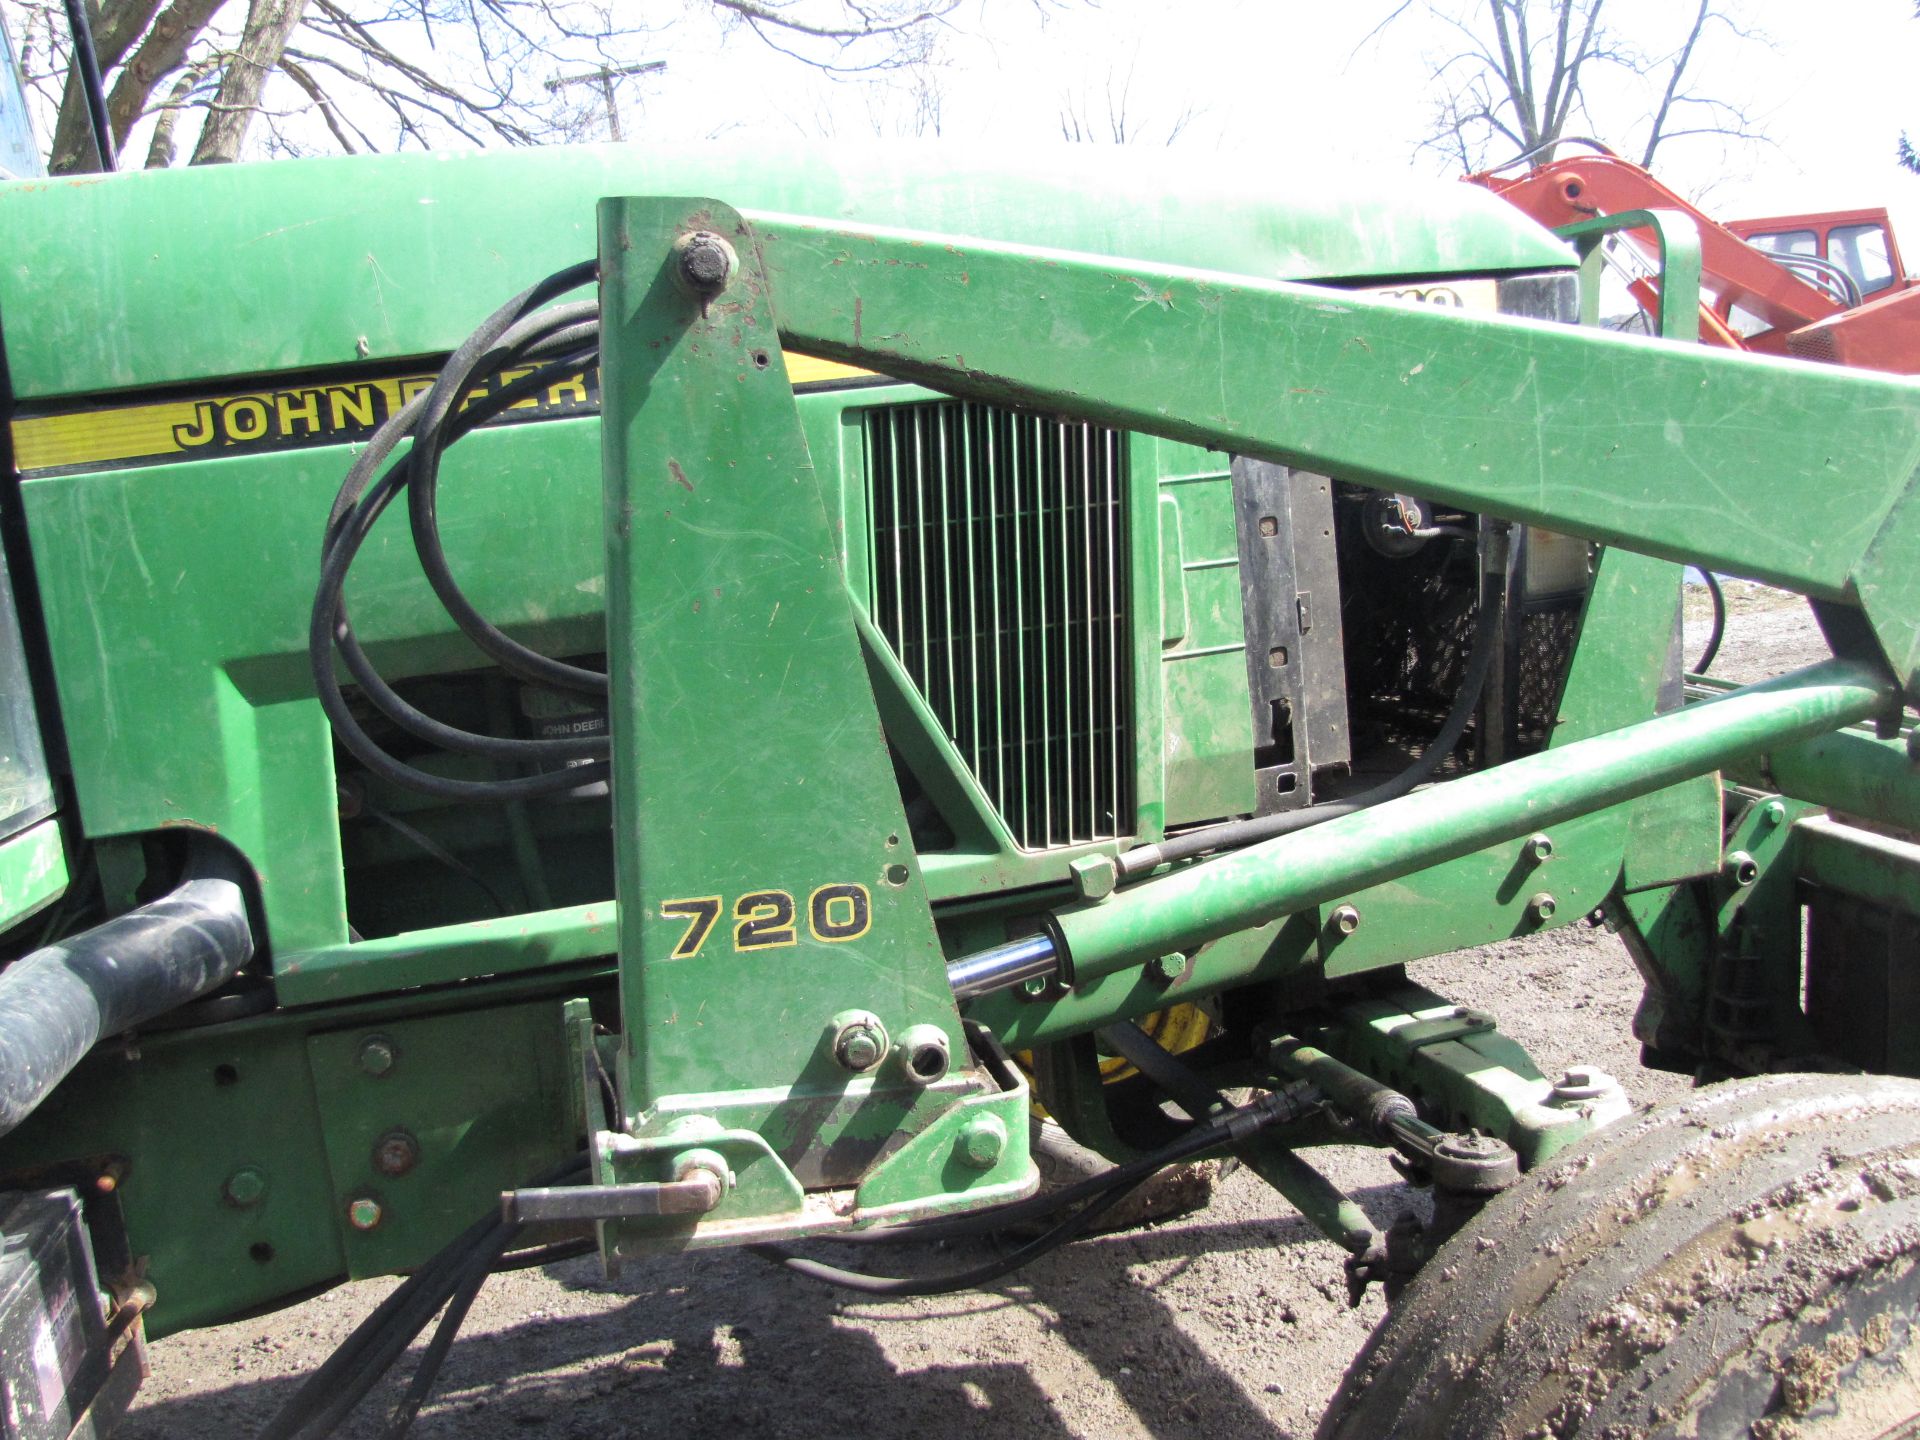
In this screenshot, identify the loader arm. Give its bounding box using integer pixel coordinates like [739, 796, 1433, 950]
[739, 208, 1920, 692]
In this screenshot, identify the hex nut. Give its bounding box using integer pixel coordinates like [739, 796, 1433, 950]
[1527, 834, 1554, 862]
[1723, 849, 1759, 887]
[675, 230, 737, 297]
[955, 1115, 1008, 1170]
[1069, 854, 1118, 901]
[1330, 904, 1362, 936]
[829, 1011, 890, 1074]
[1528, 892, 1558, 922]
[346, 1197, 383, 1231]
[373, 1130, 421, 1178]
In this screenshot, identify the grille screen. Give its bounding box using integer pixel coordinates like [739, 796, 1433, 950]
[865, 401, 1133, 850]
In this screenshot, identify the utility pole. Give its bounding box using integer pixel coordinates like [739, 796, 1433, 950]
[545, 60, 666, 142]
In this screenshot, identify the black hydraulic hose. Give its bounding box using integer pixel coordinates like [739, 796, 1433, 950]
[1694, 569, 1726, 675]
[59, 0, 116, 171]
[752, 1165, 1172, 1298]
[0, 848, 252, 1138]
[752, 1089, 1303, 1294]
[309, 328, 618, 799]
[318, 344, 609, 760]
[1115, 593, 1501, 881]
[260, 1155, 589, 1440]
[380, 1237, 501, 1438]
[403, 264, 606, 698]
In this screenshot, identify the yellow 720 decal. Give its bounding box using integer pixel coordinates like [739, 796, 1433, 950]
[659, 883, 873, 958]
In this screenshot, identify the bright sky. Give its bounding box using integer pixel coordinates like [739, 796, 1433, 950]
[625, 0, 1920, 264]
[10, 0, 1920, 263]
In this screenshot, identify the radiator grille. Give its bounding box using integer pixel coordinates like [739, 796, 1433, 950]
[865, 401, 1133, 850]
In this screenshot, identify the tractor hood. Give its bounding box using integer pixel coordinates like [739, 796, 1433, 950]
[0, 140, 1574, 402]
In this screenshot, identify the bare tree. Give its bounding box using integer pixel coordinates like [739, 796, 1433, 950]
[1904, 2, 1919, 175]
[1057, 62, 1202, 148]
[1369, 0, 1766, 173]
[6, 0, 987, 173]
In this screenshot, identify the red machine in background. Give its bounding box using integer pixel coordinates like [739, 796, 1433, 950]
[1470, 143, 1920, 374]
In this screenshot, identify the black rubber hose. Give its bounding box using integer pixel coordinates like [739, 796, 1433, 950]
[259, 1155, 588, 1440]
[319, 345, 609, 760]
[309, 351, 616, 800]
[1694, 569, 1726, 675]
[752, 1089, 1300, 1293]
[0, 848, 253, 1138]
[403, 265, 606, 698]
[751, 1164, 1173, 1298]
[1115, 592, 1501, 880]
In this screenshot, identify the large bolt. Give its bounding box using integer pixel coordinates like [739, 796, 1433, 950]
[1548, 1065, 1618, 1105]
[837, 1028, 884, 1072]
[1330, 904, 1362, 936]
[1528, 892, 1558, 922]
[955, 1115, 1008, 1170]
[346, 1197, 383, 1232]
[831, 1012, 889, 1074]
[1527, 834, 1554, 862]
[358, 1036, 396, 1078]
[222, 1167, 268, 1208]
[1070, 854, 1118, 901]
[373, 1129, 420, 1178]
[675, 230, 737, 299]
[1148, 952, 1191, 986]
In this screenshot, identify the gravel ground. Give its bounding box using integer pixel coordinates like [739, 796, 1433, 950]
[121, 583, 1826, 1439]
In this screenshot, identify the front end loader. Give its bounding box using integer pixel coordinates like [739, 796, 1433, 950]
[1, 142, 1919, 1436]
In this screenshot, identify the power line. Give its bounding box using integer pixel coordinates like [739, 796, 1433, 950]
[545, 60, 665, 142]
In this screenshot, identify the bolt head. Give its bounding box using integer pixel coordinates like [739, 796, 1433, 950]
[358, 1036, 396, 1077]
[1761, 800, 1787, 825]
[346, 1197, 383, 1232]
[1069, 854, 1118, 901]
[837, 1029, 883, 1071]
[223, 1167, 268, 1208]
[373, 1130, 420, 1178]
[955, 1115, 1008, 1170]
[1549, 1065, 1618, 1105]
[1330, 904, 1361, 936]
[1148, 952, 1190, 985]
[676, 230, 736, 295]
[1527, 833, 1554, 862]
[1528, 892, 1558, 922]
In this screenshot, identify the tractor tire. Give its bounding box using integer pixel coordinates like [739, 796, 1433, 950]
[1318, 1073, 1920, 1440]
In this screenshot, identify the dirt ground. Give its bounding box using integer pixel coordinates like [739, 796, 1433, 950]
[119, 584, 1824, 1439]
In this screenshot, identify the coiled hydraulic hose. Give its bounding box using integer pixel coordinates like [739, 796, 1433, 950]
[310, 262, 611, 803]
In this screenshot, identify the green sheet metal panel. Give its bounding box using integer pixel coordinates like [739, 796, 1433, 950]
[0, 143, 1573, 403]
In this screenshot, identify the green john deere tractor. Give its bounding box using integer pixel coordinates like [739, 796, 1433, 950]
[2, 137, 1920, 1437]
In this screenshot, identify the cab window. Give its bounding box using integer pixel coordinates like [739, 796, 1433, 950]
[1828, 223, 1895, 297]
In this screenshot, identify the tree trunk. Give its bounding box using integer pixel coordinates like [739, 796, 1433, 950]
[49, 0, 166, 174]
[106, 0, 228, 152]
[189, 0, 305, 164]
